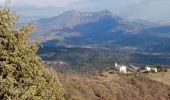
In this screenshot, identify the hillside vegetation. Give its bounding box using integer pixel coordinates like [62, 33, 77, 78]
[0, 6, 64, 100]
[34, 10, 170, 65]
[61, 72, 170, 100]
[1, 5, 170, 100]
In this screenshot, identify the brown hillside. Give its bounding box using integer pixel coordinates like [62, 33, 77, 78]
[60, 71, 170, 100]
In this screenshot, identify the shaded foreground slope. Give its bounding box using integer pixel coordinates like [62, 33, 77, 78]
[60, 71, 170, 100]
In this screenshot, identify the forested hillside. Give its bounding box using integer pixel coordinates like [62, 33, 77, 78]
[1, 3, 170, 100]
[33, 10, 170, 66]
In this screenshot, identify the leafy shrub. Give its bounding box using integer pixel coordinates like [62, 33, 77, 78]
[0, 6, 64, 100]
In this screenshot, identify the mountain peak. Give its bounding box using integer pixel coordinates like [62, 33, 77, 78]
[34, 9, 123, 31]
[64, 10, 80, 14]
[100, 9, 112, 14]
[61, 10, 113, 17]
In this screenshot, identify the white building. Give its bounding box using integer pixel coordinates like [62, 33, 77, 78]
[151, 68, 158, 72]
[145, 65, 157, 73]
[145, 66, 151, 71]
[115, 62, 127, 73]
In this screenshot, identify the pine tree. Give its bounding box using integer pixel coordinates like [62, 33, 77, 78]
[0, 6, 64, 100]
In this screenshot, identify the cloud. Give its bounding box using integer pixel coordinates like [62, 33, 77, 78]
[1, 0, 169, 22]
[124, 0, 170, 22]
[2, 0, 83, 7]
[132, 0, 142, 4]
[0, 0, 10, 5]
[132, 0, 151, 5]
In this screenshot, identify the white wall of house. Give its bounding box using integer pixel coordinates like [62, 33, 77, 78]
[146, 67, 151, 71]
[151, 68, 158, 72]
[115, 62, 118, 67]
[120, 66, 127, 73]
[145, 66, 158, 72]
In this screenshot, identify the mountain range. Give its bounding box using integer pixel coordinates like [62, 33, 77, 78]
[32, 10, 149, 43]
[28, 10, 170, 65]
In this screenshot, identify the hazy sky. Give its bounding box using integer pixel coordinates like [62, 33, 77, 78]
[1, 0, 170, 23]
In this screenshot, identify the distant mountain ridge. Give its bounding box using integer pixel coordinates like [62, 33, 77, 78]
[32, 10, 148, 43]
[32, 10, 170, 51]
[33, 10, 170, 65]
[33, 10, 121, 36]
[35, 10, 118, 29]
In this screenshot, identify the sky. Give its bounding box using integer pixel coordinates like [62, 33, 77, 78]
[0, 0, 170, 23]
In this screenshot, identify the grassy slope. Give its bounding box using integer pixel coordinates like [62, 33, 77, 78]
[60, 71, 170, 100]
[148, 72, 170, 86]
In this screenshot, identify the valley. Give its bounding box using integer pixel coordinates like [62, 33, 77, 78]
[25, 10, 170, 68]
[1, 1, 170, 100]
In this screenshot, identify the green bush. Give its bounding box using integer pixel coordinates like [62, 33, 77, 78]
[0, 6, 64, 100]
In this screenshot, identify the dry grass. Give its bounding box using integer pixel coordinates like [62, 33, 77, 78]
[59, 71, 170, 100]
[147, 72, 170, 86]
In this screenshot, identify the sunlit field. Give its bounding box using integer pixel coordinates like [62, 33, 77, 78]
[148, 71, 170, 86]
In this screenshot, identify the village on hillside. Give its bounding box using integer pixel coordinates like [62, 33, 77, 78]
[114, 62, 169, 74]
